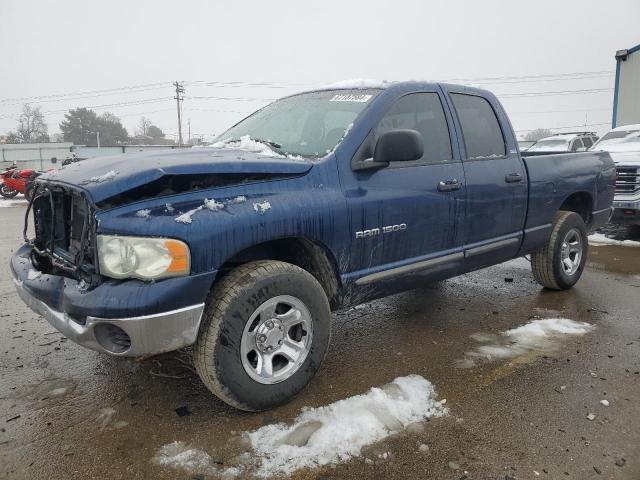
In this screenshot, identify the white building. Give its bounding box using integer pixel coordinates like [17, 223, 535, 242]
[613, 42, 640, 128]
[0, 143, 183, 171]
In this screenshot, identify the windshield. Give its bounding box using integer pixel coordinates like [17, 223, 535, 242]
[527, 138, 570, 152]
[214, 89, 380, 158]
[591, 128, 640, 152]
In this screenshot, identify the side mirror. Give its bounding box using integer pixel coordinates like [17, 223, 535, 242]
[374, 129, 424, 164]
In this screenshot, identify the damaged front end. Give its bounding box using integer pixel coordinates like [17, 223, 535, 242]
[25, 181, 100, 286]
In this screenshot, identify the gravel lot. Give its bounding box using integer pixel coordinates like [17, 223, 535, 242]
[1, 199, 639, 479]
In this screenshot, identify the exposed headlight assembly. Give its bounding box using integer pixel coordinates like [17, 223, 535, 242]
[97, 235, 190, 280]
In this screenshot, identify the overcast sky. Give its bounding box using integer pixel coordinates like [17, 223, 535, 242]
[1, 0, 639, 142]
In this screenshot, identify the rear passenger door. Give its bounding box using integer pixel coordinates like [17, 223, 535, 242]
[446, 91, 527, 267]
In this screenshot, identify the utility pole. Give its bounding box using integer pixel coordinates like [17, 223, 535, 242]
[188, 118, 191, 144]
[173, 81, 185, 147]
[96, 131, 100, 149]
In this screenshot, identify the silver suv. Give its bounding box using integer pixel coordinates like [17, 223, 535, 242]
[527, 132, 599, 153]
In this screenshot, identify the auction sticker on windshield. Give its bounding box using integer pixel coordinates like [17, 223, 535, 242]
[330, 94, 373, 102]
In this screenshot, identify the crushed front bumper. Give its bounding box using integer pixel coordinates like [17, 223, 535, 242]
[11, 243, 213, 356]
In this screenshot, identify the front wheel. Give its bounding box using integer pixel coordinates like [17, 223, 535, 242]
[194, 260, 331, 411]
[531, 211, 588, 290]
[0, 183, 18, 198]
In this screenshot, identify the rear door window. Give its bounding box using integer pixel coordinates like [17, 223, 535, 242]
[571, 138, 584, 151]
[377, 93, 453, 165]
[450, 93, 506, 159]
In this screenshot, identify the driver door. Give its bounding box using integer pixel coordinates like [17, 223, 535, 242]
[343, 91, 466, 288]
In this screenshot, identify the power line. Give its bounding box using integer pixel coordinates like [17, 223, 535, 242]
[0, 98, 170, 120]
[498, 88, 613, 99]
[0, 82, 170, 105]
[515, 122, 610, 133]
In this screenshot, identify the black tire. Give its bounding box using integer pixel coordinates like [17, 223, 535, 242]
[0, 184, 18, 199]
[531, 211, 588, 290]
[194, 260, 331, 411]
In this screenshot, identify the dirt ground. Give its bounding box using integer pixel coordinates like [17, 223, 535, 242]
[1, 199, 639, 479]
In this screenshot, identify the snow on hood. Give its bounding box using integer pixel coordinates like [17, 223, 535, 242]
[36, 147, 312, 204]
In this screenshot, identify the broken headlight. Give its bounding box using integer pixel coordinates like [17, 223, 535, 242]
[97, 235, 190, 280]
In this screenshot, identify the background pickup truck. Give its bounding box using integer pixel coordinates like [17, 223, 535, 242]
[11, 81, 615, 411]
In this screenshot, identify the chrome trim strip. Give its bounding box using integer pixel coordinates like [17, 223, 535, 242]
[524, 223, 552, 233]
[355, 252, 463, 286]
[14, 278, 204, 357]
[464, 237, 520, 257]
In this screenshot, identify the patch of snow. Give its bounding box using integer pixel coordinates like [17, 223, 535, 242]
[253, 200, 271, 215]
[0, 198, 28, 208]
[600, 399, 610, 407]
[175, 206, 204, 224]
[86, 170, 118, 184]
[247, 375, 447, 477]
[49, 387, 68, 397]
[136, 209, 151, 219]
[589, 233, 640, 247]
[96, 407, 116, 431]
[228, 195, 247, 204]
[321, 78, 392, 90]
[27, 269, 42, 281]
[165, 203, 175, 213]
[458, 318, 595, 368]
[204, 198, 225, 212]
[212, 135, 284, 158]
[152, 442, 241, 478]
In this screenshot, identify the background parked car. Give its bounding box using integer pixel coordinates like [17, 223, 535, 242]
[526, 132, 599, 153]
[590, 124, 640, 237]
[518, 140, 536, 151]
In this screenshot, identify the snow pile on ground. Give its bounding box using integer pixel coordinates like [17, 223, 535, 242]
[248, 375, 447, 477]
[85, 170, 118, 184]
[152, 442, 237, 478]
[0, 198, 28, 208]
[212, 135, 284, 158]
[589, 233, 640, 247]
[152, 375, 446, 478]
[458, 318, 595, 368]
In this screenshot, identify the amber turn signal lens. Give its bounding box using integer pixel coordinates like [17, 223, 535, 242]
[165, 239, 190, 274]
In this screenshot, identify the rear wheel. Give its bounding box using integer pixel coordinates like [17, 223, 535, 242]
[531, 211, 588, 290]
[0, 183, 18, 198]
[194, 260, 331, 411]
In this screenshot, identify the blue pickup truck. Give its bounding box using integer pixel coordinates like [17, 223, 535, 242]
[11, 81, 615, 411]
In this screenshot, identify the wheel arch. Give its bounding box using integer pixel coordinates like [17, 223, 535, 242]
[215, 237, 342, 308]
[559, 191, 593, 226]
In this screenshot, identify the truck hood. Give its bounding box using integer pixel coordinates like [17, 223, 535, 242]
[608, 150, 640, 166]
[37, 147, 313, 205]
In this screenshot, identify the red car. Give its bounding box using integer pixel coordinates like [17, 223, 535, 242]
[0, 166, 40, 200]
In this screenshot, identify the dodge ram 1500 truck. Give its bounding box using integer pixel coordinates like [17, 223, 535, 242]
[11, 81, 615, 411]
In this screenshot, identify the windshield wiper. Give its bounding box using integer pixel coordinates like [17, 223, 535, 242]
[226, 137, 283, 151]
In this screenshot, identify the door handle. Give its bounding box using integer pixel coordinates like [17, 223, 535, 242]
[505, 173, 523, 183]
[437, 179, 462, 192]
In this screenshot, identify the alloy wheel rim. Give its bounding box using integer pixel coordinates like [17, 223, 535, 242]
[240, 295, 313, 384]
[560, 228, 583, 276]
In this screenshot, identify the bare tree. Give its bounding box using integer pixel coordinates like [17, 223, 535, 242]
[524, 128, 553, 142]
[7, 104, 49, 143]
[136, 117, 152, 137]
